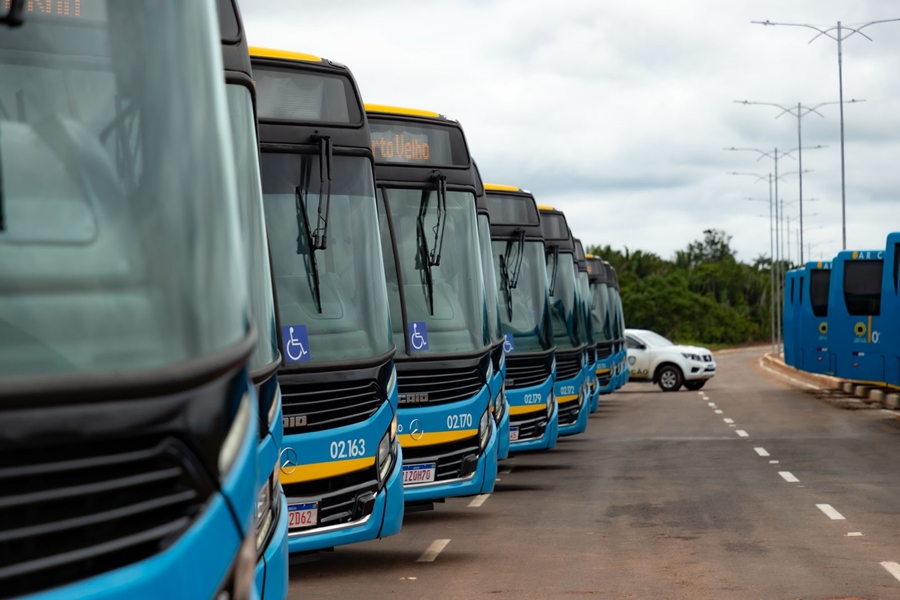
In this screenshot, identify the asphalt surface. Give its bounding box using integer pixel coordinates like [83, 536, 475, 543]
[287, 348, 900, 599]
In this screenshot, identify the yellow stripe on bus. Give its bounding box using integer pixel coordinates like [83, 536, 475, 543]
[508, 404, 547, 416]
[537, 205, 556, 211]
[279, 457, 374, 485]
[484, 183, 521, 192]
[596, 368, 611, 375]
[556, 394, 579, 405]
[398, 429, 477, 448]
[249, 47, 322, 63]
[364, 103, 441, 118]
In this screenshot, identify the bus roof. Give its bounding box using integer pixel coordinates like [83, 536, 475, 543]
[364, 104, 443, 119]
[248, 46, 323, 63]
[484, 183, 525, 193]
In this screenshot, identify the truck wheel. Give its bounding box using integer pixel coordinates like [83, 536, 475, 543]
[657, 365, 683, 392]
[684, 381, 706, 391]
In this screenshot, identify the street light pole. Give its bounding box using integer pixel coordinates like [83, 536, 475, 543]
[753, 18, 900, 249]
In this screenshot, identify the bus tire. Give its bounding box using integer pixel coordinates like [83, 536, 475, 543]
[656, 364, 683, 392]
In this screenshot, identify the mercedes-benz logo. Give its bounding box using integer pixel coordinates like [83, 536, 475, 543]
[410, 419, 425, 441]
[279, 447, 299, 475]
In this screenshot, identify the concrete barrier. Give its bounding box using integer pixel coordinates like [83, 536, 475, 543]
[886, 393, 900, 410]
[760, 352, 844, 390]
[854, 386, 871, 399]
[869, 389, 886, 405]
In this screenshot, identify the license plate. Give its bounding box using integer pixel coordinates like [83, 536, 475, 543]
[509, 426, 520, 442]
[402, 463, 436, 485]
[287, 502, 318, 529]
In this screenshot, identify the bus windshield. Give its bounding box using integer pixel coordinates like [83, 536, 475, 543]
[226, 85, 279, 371]
[379, 188, 489, 355]
[546, 251, 581, 350]
[492, 239, 552, 353]
[591, 282, 612, 342]
[608, 287, 621, 340]
[261, 153, 393, 363]
[0, 1, 249, 380]
[477, 214, 503, 345]
[577, 270, 594, 345]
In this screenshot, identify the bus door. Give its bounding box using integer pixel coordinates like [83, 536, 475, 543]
[799, 261, 833, 374]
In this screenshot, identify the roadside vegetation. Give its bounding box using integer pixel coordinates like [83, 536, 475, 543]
[589, 229, 778, 347]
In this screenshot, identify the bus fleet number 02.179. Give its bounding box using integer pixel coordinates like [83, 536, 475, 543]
[330, 438, 366, 459]
[523, 393, 543, 404]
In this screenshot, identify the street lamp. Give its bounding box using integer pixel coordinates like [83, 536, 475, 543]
[753, 18, 900, 249]
[734, 99, 856, 261]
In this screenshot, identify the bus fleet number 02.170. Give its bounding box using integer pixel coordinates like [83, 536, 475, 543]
[446, 413, 473, 429]
[330, 438, 366, 459]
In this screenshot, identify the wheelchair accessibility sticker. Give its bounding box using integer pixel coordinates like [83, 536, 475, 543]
[409, 322, 430, 351]
[282, 325, 311, 363]
[503, 334, 515, 354]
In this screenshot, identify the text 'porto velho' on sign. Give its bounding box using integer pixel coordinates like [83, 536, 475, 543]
[368, 121, 468, 166]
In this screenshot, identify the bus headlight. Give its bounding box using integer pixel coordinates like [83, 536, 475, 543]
[479, 408, 492, 450]
[385, 366, 397, 398]
[390, 413, 398, 442]
[377, 429, 394, 482]
[235, 526, 258, 600]
[219, 392, 252, 478]
[268, 383, 281, 430]
[547, 392, 555, 418]
[256, 468, 277, 552]
[493, 384, 506, 422]
[485, 359, 493, 383]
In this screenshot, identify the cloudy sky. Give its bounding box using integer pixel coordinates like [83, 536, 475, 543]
[241, 0, 900, 265]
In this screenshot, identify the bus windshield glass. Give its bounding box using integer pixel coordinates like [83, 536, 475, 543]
[0, 1, 249, 381]
[379, 188, 489, 355]
[607, 287, 621, 340]
[577, 271, 594, 344]
[591, 282, 612, 342]
[226, 85, 279, 371]
[261, 153, 393, 363]
[477, 214, 503, 344]
[546, 251, 581, 349]
[809, 269, 831, 317]
[492, 239, 552, 352]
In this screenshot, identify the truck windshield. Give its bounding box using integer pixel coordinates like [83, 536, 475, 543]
[492, 239, 552, 353]
[379, 188, 489, 355]
[591, 282, 612, 342]
[0, 1, 248, 380]
[261, 153, 393, 363]
[477, 214, 503, 345]
[226, 85, 279, 371]
[578, 270, 594, 345]
[546, 252, 581, 349]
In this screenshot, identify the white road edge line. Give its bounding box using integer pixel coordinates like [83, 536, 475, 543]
[758, 358, 822, 390]
[724, 418, 734, 424]
[714, 409, 724, 414]
[779, 471, 800, 483]
[417, 539, 451, 562]
[468, 494, 490, 508]
[881, 561, 900, 583]
[754, 447, 770, 457]
[736, 430, 749, 437]
[816, 504, 846, 520]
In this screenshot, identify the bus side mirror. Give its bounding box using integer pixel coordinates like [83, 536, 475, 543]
[1, 0, 25, 27]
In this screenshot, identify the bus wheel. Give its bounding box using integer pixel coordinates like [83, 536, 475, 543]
[684, 381, 706, 391]
[657, 365, 683, 392]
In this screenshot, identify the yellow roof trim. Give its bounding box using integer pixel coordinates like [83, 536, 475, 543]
[537, 204, 557, 211]
[364, 103, 441, 118]
[249, 47, 323, 63]
[585, 253, 596, 259]
[484, 183, 521, 192]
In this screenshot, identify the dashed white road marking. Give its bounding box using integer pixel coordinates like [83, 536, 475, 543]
[816, 504, 845, 520]
[769, 460, 780, 464]
[881, 561, 900, 583]
[754, 447, 770, 456]
[846, 532, 863, 537]
[499, 467, 513, 475]
[736, 430, 749, 437]
[708, 402, 716, 407]
[779, 471, 800, 483]
[723, 418, 734, 424]
[468, 494, 490, 508]
[417, 539, 451, 562]
[714, 409, 724, 414]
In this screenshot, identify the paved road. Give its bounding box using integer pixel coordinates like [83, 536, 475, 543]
[287, 348, 900, 599]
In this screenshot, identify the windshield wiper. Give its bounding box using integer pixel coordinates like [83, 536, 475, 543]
[500, 229, 526, 321]
[428, 170, 447, 266]
[295, 186, 323, 313]
[499, 254, 513, 321]
[508, 228, 526, 289]
[415, 189, 436, 315]
[547, 244, 560, 297]
[1, 0, 24, 27]
[311, 135, 332, 250]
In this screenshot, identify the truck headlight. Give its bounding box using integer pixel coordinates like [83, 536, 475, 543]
[377, 429, 394, 481]
[219, 392, 252, 478]
[479, 408, 492, 450]
[268, 382, 281, 430]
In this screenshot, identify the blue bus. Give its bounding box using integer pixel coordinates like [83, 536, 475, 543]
[484, 185, 559, 452]
[251, 49, 404, 553]
[827, 249, 885, 383]
[882, 234, 900, 388]
[0, 1, 259, 597]
[218, 2, 288, 596]
[538, 206, 591, 437]
[475, 169, 511, 461]
[574, 239, 600, 414]
[366, 105, 498, 506]
[586, 256, 615, 396]
[783, 268, 800, 368]
[607, 264, 629, 389]
[794, 261, 833, 374]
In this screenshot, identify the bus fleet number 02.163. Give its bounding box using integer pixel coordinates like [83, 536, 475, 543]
[330, 438, 366, 459]
[446, 413, 473, 429]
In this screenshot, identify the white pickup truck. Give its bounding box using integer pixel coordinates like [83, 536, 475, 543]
[625, 329, 716, 391]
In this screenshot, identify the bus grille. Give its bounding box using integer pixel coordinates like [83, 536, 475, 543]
[558, 400, 581, 426]
[596, 343, 613, 360]
[0, 437, 212, 599]
[403, 436, 481, 482]
[597, 371, 611, 386]
[510, 411, 548, 441]
[281, 380, 384, 434]
[397, 367, 484, 407]
[556, 352, 582, 381]
[283, 467, 379, 529]
[505, 354, 552, 390]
